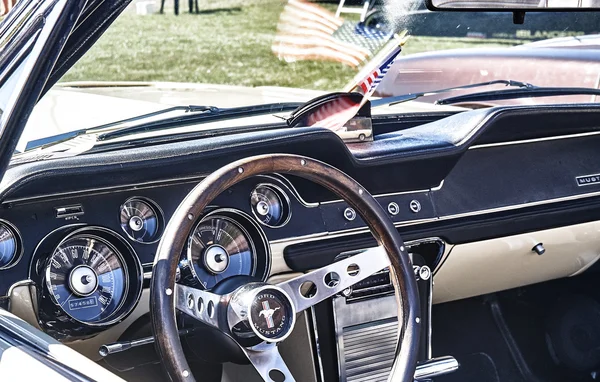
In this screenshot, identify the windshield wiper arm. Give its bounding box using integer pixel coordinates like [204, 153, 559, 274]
[370, 79, 535, 108]
[96, 102, 301, 141]
[435, 87, 600, 105]
[24, 102, 301, 151]
[24, 104, 219, 150]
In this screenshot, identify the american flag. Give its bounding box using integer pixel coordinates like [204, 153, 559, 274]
[304, 38, 404, 132]
[272, 0, 393, 68]
[355, 43, 402, 97]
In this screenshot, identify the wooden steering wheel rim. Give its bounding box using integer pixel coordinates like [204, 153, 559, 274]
[150, 154, 421, 382]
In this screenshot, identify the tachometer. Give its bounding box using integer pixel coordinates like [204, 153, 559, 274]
[186, 209, 270, 290]
[46, 236, 127, 324]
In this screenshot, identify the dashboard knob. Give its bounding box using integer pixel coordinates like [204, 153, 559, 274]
[409, 200, 422, 213]
[343, 207, 357, 221]
[388, 202, 400, 216]
[532, 243, 546, 256]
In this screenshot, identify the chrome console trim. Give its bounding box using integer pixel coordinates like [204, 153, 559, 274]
[438, 189, 600, 221]
[309, 308, 325, 382]
[470, 129, 600, 150]
[415, 356, 460, 380]
[265, 174, 320, 208]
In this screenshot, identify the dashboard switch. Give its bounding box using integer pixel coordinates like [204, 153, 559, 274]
[388, 202, 400, 215]
[532, 243, 545, 255]
[343, 207, 357, 221]
[409, 200, 422, 213]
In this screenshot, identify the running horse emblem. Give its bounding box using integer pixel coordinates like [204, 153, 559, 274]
[259, 301, 280, 329]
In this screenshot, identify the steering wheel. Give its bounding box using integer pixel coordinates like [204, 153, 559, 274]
[150, 154, 421, 382]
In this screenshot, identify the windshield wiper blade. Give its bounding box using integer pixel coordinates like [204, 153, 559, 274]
[24, 102, 301, 151]
[370, 79, 535, 108]
[96, 102, 301, 141]
[435, 87, 600, 105]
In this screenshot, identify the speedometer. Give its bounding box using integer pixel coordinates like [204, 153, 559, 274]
[38, 227, 143, 338]
[186, 209, 270, 290]
[46, 235, 129, 325]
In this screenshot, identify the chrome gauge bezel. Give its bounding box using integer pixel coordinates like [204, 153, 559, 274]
[185, 208, 271, 290]
[0, 219, 23, 271]
[45, 233, 129, 326]
[119, 196, 165, 244]
[250, 183, 292, 228]
[42, 226, 143, 329]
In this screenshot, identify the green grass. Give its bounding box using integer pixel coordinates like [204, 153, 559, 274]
[61, 0, 524, 91]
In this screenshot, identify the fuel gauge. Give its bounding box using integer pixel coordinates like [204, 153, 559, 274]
[119, 197, 164, 244]
[250, 184, 291, 228]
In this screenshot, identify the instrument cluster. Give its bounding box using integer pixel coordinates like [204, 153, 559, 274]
[13, 177, 295, 339]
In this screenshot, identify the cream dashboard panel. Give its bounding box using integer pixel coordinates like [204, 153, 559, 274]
[433, 220, 600, 304]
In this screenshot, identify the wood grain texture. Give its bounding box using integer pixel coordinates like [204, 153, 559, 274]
[150, 154, 421, 382]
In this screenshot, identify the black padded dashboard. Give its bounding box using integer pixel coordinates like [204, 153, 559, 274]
[2, 104, 600, 298]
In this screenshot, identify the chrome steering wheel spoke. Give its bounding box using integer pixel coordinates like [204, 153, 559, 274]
[244, 343, 296, 382]
[175, 283, 224, 329]
[277, 246, 391, 313]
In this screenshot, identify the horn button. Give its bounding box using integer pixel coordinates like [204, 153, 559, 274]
[228, 284, 296, 344]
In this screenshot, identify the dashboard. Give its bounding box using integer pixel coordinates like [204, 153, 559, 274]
[2, 104, 600, 361]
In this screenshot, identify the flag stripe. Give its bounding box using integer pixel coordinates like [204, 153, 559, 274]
[272, 0, 392, 68]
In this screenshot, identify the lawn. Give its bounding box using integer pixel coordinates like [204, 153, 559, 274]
[61, 0, 523, 91]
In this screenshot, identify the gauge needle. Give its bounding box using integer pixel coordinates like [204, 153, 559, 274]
[60, 292, 75, 308]
[194, 234, 205, 248]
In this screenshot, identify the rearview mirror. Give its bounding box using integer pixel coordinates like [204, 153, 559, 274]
[426, 0, 600, 10]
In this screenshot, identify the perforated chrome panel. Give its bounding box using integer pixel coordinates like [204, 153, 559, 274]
[333, 293, 399, 382]
[342, 319, 398, 382]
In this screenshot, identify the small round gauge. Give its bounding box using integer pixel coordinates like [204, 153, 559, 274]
[119, 197, 163, 243]
[250, 184, 291, 227]
[186, 210, 270, 290]
[46, 235, 128, 325]
[0, 221, 21, 269]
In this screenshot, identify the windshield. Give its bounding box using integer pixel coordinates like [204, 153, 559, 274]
[14, 0, 600, 150]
